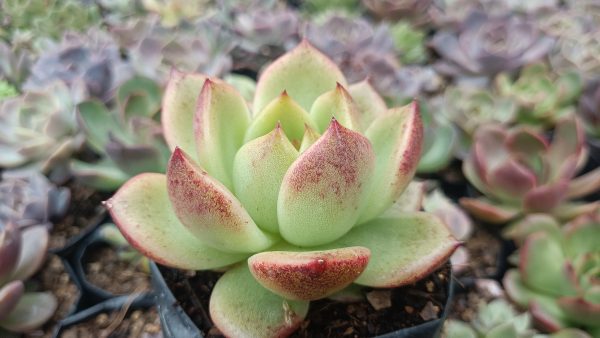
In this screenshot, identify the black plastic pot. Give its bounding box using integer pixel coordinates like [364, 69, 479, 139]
[50, 213, 155, 337]
[151, 262, 456, 338]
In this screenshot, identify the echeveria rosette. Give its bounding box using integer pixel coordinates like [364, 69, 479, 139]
[460, 117, 600, 225]
[431, 11, 554, 82]
[106, 41, 459, 337]
[503, 213, 600, 336]
[496, 64, 583, 126]
[0, 224, 56, 332]
[71, 76, 170, 191]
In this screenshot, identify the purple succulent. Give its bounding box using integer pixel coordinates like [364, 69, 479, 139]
[431, 11, 554, 79]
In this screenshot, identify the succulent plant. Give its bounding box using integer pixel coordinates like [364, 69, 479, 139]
[228, 2, 300, 73]
[106, 41, 459, 337]
[0, 170, 70, 230]
[0, 170, 68, 332]
[141, 0, 210, 27]
[112, 15, 235, 84]
[578, 79, 600, 138]
[390, 21, 428, 64]
[24, 28, 133, 102]
[362, 0, 433, 25]
[442, 85, 517, 139]
[305, 13, 440, 103]
[535, 6, 600, 79]
[0, 41, 31, 87]
[0, 81, 86, 180]
[496, 64, 583, 126]
[444, 299, 591, 338]
[503, 212, 600, 336]
[71, 76, 170, 191]
[460, 116, 600, 224]
[0, 224, 57, 332]
[0, 0, 101, 50]
[418, 98, 458, 173]
[431, 11, 554, 81]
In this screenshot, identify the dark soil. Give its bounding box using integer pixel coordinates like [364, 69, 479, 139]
[59, 307, 162, 338]
[456, 227, 502, 279]
[84, 245, 151, 295]
[162, 262, 452, 338]
[49, 181, 111, 250]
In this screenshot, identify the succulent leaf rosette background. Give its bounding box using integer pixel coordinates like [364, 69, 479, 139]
[106, 41, 459, 337]
[460, 117, 600, 224]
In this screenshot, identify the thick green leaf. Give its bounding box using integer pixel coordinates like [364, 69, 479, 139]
[106, 173, 247, 270]
[70, 159, 129, 191]
[210, 264, 309, 338]
[194, 79, 251, 190]
[348, 80, 387, 129]
[77, 100, 123, 153]
[0, 292, 56, 332]
[309, 83, 362, 133]
[253, 40, 346, 113]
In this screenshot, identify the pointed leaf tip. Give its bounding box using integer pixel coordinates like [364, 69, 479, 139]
[278, 122, 375, 246]
[249, 247, 370, 301]
[167, 148, 275, 253]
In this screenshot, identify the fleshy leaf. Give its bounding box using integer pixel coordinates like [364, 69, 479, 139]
[309, 83, 362, 133]
[9, 226, 48, 282]
[253, 40, 347, 113]
[248, 247, 370, 301]
[359, 101, 423, 223]
[106, 173, 247, 270]
[245, 92, 317, 148]
[424, 190, 473, 241]
[519, 232, 578, 297]
[233, 126, 299, 233]
[71, 159, 129, 191]
[210, 264, 309, 338]
[278, 120, 375, 246]
[194, 79, 251, 190]
[322, 212, 459, 287]
[523, 181, 568, 213]
[0, 292, 57, 332]
[459, 197, 520, 224]
[161, 70, 208, 159]
[381, 181, 425, 217]
[348, 80, 387, 129]
[503, 214, 561, 245]
[299, 124, 320, 153]
[77, 100, 123, 153]
[0, 224, 21, 285]
[557, 297, 600, 327]
[567, 168, 600, 199]
[547, 116, 584, 180]
[167, 148, 275, 253]
[0, 281, 24, 322]
[487, 159, 537, 201]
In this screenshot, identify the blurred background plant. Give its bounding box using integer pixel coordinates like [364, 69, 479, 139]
[71, 76, 169, 191]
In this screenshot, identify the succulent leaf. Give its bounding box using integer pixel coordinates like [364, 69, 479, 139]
[0, 292, 57, 333]
[309, 83, 362, 133]
[253, 40, 346, 113]
[233, 126, 299, 234]
[167, 148, 276, 253]
[248, 247, 370, 300]
[8, 226, 48, 282]
[210, 264, 309, 338]
[278, 120, 375, 246]
[194, 79, 251, 189]
[106, 173, 247, 269]
[348, 80, 387, 128]
[0, 281, 24, 323]
[359, 101, 423, 223]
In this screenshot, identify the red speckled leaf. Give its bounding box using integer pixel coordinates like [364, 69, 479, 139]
[310, 83, 362, 133]
[248, 247, 370, 300]
[167, 148, 276, 253]
[278, 120, 375, 246]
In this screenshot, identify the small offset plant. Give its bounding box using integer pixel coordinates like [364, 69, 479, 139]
[444, 299, 590, 338]
[390, 21, 428, 65]
[460, 116, 600, 224]
[107, 41, 459, 337]
[71, 76, 169, 191]
[0, 81, 85, 181]
[0, 170, 69, 332]
[503, 212, 600, 336]
[0, 224, 57, 332]
[496, 64, 583, 126]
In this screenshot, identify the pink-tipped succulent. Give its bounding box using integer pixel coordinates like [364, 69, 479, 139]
[106, 41, 459, 337]
[460, 116, 600, 224]
[503, 212, 600, 335]
[0, 223, 56, 332]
